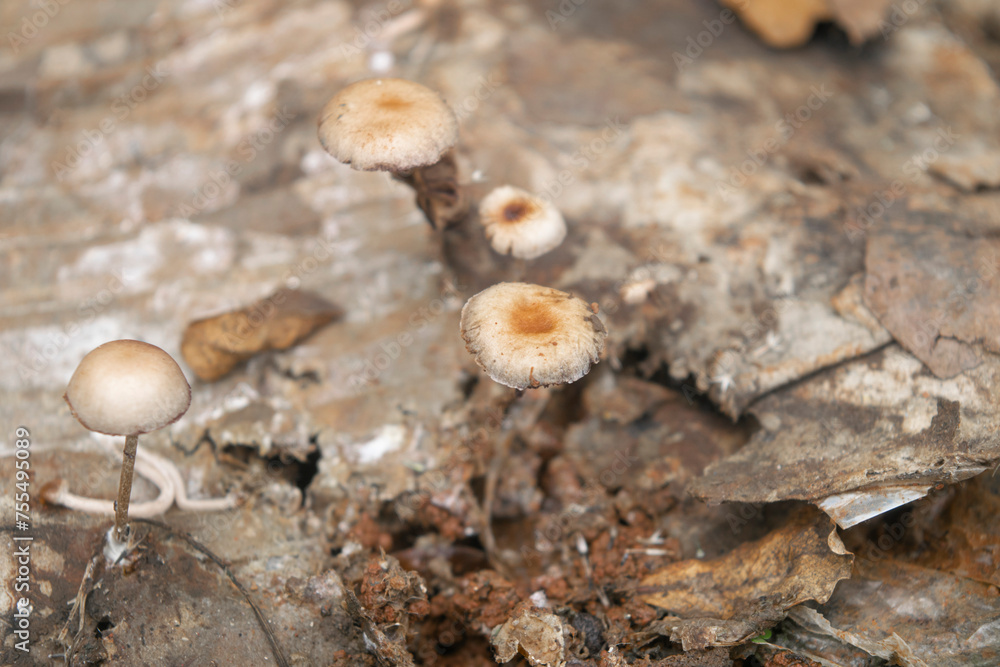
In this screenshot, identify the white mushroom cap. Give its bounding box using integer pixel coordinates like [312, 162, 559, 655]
[318, 78, 459, 172]
[478, 186, 567, 260]
[460, 282, 607, 390]
[64, 340, 191, 437]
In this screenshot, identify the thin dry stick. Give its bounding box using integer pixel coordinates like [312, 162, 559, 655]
[55, 527, 152, 663]
[481, 389, 551, 573]
[55, 553, 99, 661]
[133, 518, 290, 667]
[481, 430, 514, 576]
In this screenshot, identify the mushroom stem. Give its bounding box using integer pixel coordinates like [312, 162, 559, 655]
[114, 434, 139, 542]
[393, 150, 467, 229]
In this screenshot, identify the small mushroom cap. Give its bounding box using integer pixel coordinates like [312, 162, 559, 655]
[460, 282, 607, 390]
[318, 78, 459, 172]
[479, 186, 567, 260]
[64, 340, 191, 437]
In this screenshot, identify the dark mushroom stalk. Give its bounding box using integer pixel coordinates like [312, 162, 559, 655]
[318, 77, 467, 229]
[64, 340, 191, 556]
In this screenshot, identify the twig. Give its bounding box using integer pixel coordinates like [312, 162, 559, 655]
[55, 552, 100, 662]
[481, 430, 513, 575]
[132, 518, 289, 667]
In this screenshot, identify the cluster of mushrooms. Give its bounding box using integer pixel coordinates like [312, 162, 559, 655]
[317, 77, 608, 391]
[61, 77, 607, 563]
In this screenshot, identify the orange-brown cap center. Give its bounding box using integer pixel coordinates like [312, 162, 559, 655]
[377, 95, 412, 112]
[501, 198, 537, 223]
[510, 300, 559, 335]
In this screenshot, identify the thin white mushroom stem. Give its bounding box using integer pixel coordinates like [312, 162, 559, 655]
[114, 434, 139, 542]
[45, 441, 236, 516]
[44, 454, 174, 518]
[141, 447, 238, 512]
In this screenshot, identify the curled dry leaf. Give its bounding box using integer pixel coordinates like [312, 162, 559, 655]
[720, 0, 832, 49]
[721, 0, 895, 48]
[491, 605, 569, 667]
[181, 289, 342, 382]
[800, 557, 1000, 666]
[640, 509, 853, 650]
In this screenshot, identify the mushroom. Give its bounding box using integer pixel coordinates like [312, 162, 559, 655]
[64, 340, 191, 546]
[459, 282, 607, 390]
[478, 186, 567, 260]
[318, 77, 467, 228]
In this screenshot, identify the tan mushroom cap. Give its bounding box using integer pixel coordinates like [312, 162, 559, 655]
[318, 78, 459, 172]
[64, 340, 191, 437]
[460, 282, 607, 390]
[479, 186, 567, 260]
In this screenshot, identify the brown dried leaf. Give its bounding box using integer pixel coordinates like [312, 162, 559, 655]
[827, 0, 897, 44]
[802, 558, 1000, 666]
[691, 347, 1000, 521]
[863, 212, 1000, 378]
[720, 0, 832, 49]
[787, 606, 929, 667]
[181, 288, 341, 382]
[722, 0, 894, 48]
[910, 474, 1000, 587]
[491, 605, 569, 667]
[849, 473, 1000, 588]
[640, 509, 852, 649]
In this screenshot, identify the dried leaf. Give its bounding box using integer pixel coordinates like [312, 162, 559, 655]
[640, 509, 852, 649]
[691, 347, 1000, 523]
[722, 0, 895, 48]
[181, 289, 341, 382]
[826, 0, 897, 44]
[803, 558, 1000, 666]
[720, 0, 832, 49]
[491, 605, 568, 667]
[786, 607, 929, 667]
